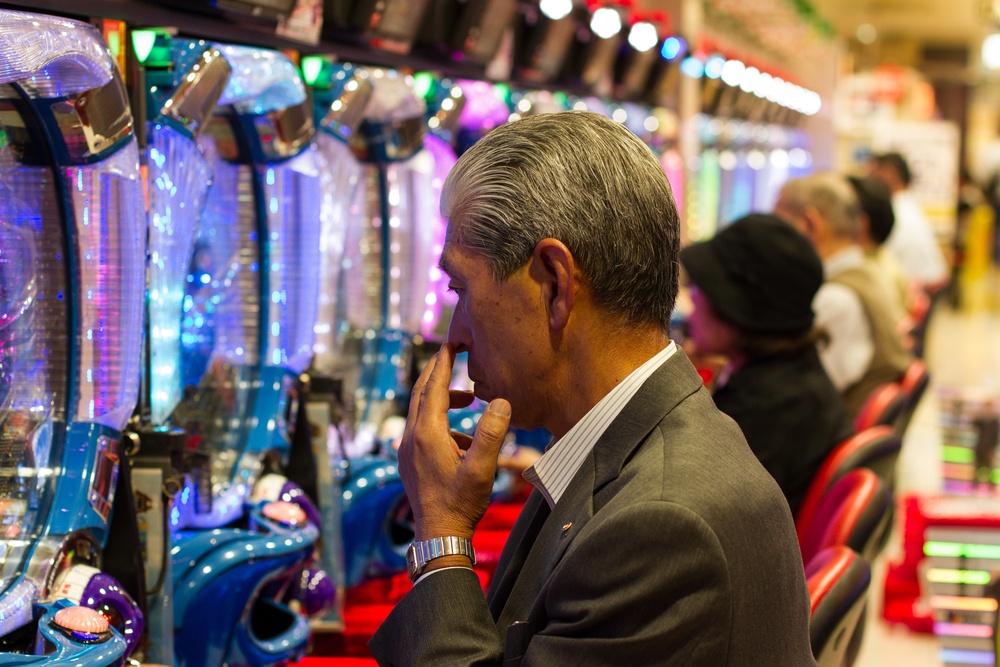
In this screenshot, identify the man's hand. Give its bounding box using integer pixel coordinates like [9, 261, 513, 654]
[398, 343, 511, 543]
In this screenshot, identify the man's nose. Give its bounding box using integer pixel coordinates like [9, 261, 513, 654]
[447, 311, 470, 354]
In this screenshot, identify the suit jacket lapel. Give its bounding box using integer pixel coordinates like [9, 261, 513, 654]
[490, 349, 706, 628]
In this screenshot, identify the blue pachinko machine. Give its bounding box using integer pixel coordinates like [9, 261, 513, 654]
[128, 34, 333, 666]
[0, 9, 147, 666]
[309, 65, 457, 589]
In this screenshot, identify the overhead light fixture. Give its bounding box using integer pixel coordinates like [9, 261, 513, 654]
[984, 33, 1000, 70]
[540, 0, 573, 21]
[590, 7, 622, 40]
[628, 21, 659, 53]
[660, 36, 686, 61]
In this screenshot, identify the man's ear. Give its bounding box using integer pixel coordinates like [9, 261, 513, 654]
[531, 238, 576, 331]
[801, 205, 823, 242]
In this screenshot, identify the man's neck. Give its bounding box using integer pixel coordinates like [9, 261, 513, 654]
[544, 324, 671, 439]
[817, 236, 856, 260]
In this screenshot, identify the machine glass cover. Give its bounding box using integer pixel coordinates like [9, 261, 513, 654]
[63, 140, 145, 432]
[171, 118, 260, 488]
[260, 146, 323, 375]
[215, 45, 306, 115]
[0, 10, 114, 98]
[147, 124, 213, 424]
[311, 132, 363, 373]
[0, 84, 70, 593]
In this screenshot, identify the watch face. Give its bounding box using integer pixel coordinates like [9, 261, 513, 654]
[406, 542, 420, 580]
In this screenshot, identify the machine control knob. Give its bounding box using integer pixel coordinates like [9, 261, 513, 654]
[262, 500, 307, 526]
[53, 605, 110, 640]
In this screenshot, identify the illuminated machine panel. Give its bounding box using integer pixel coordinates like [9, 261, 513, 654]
[0, 9, 145, 661]
[0, 84, 69, 598]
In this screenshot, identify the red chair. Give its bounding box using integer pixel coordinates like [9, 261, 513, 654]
[895, 359, 930, 437]
[854, 382, 907, 433]
[806, 546, 871, 667]
[795, 426, 901, 545]
[799, 468, 892, 565]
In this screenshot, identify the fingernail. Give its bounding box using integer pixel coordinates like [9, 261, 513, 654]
[489, 399, 511, 417]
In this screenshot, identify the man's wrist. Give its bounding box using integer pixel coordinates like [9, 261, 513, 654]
[406, 535, 476, 582]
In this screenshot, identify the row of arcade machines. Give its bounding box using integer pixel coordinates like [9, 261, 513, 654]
[0, 10, 338, 666]
[0, 7, 519, 664]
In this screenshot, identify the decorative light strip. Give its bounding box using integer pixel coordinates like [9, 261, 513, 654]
[926, 541, 1000, 560]
[938, 648, 994, 665]
[678, 55, 821, 116]
[926, 568, 992, 586]
[934, 622, 994, 638]
[942, 445, 975, 464]
[929, 595, 998, 612]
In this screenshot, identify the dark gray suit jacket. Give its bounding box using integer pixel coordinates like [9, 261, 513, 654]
[370, 350, 818, 666]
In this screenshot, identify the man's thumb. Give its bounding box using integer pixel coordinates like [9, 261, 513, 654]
[469, 399, 512, 464]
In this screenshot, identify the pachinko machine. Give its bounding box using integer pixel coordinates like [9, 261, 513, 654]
[130, 33, 333, 665]
[0, 9, 147, 665]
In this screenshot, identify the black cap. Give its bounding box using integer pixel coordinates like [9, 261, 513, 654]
[848, 175, 895, 245]
[680, 214, 824, 334]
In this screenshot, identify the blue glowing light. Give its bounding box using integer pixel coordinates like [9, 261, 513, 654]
[680, 57, 705, 78]
[661, 36, 686, 61]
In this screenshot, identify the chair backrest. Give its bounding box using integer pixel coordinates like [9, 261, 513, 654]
[854, 382, 907, 433]
[806, 545, 871, 667]
[800, 468, 892, 564]
[795, 426, 901, 543]
[895, 359, 930, 436]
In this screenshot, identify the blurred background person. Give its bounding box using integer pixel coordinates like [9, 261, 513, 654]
[848, 174, 909, 324]
[869, 152, 949, 289]
[776, 173, 912, 420]
[680, 213, 852, 514]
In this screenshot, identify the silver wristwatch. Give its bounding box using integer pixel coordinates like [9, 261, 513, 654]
[406, 536, 476, 582]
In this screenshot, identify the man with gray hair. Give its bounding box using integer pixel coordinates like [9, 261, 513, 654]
[370, 111, 817, 666]
[775, 172, 911, 419]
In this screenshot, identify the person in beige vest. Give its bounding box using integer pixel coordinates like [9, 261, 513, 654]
[775, 173, 912, 419]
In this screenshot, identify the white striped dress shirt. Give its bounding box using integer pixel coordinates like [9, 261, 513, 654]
[523, 342, 677, 509]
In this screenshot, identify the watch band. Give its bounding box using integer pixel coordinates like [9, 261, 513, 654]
[406, 536, 476, 582]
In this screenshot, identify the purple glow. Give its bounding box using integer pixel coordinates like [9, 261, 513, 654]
[456, 80, 509, 131]
[420, 134, 457, 339]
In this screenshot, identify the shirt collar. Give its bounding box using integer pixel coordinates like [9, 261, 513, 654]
[522, 342, 677, 508]
[823, 245, 865, 277]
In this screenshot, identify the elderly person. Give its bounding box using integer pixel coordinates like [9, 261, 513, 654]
[680, 214, 852, 514]
[370, 112, 816, 666]
[776, 173, 911, 419]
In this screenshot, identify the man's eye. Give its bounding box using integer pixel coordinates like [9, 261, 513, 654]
[447, 284, 463, 294]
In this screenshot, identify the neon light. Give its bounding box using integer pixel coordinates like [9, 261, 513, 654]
[938, 648, 994, 665]
[926, 568, 991, 585]
[934, 622, 993, 638]
[926, 541, 1000, 560]
[929, 596, 997, 612]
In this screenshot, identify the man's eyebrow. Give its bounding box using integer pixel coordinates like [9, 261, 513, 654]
[438, 253, 455, 277]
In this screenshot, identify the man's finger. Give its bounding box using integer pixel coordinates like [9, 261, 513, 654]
[414, 344, 457, 432]
[466, 399, 511, 474]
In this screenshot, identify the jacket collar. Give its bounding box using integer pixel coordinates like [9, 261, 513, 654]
[490, 349, 705, 626]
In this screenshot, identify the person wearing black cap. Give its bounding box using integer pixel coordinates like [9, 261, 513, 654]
[681, 213, 853, 514]
[869, 152, 948, 287]
[848, 175, 908, 324]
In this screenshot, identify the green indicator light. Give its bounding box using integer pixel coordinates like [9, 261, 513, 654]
[966, 544, 1000, 560]
[925, 542, 963, 557]
[942, 446, 975, 464]
[493, 82, 511, 103]
[131, 30, 157, 64]
[301, 56, 325, 86]
[413, 72, 436, 100]
[107, 31, 122, 62]
[553, 91, 568, 108]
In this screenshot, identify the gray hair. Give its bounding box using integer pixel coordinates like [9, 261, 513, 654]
[441, 111, 679, 331]
[778, 172, 861, 240]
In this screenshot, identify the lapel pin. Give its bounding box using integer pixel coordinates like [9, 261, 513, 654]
[562, 522, 573, 532]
